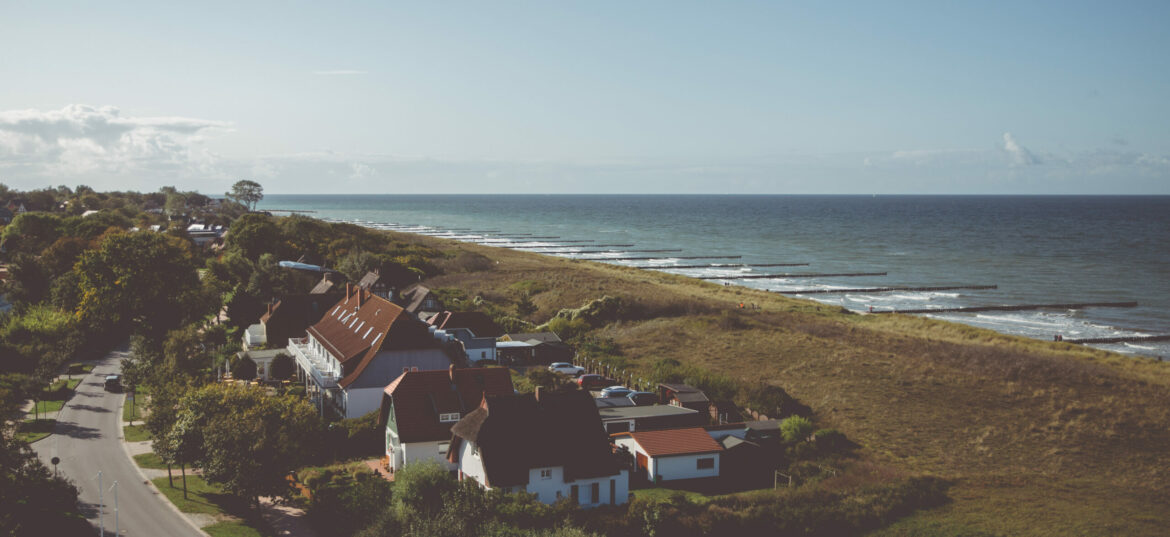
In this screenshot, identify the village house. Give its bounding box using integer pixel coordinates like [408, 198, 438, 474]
[379, 366, 514, 473]
[496, 332, 573, 366]
[286, 285, 453, 419]
[243, 293, 343, 350]
[612, 427, 723, 484]
[426, 311, 502, 365]
[395, 284, 444, 320]
[658, 383, 711, 412]
[358, 270, 395, 300]
[448, 389, 630, 507]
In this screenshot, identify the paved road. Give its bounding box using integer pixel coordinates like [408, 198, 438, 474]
[33, 347, 205, 537]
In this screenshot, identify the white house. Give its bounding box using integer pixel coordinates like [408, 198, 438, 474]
[286, 285, 452, 419]
[379, 366, 514, 473]
[612, 427, 723, 483]
[426, 311, 501, 364]
[448, 390, 629, 508]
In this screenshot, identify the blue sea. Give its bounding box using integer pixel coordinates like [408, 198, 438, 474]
[259, 195, 1170, 358]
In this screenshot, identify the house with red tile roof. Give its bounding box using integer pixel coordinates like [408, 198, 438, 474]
[612, 427, 723, 483]
[286, 284, 453, 418]
[448, 389, 630, 507]
[378, 366, 514, 472]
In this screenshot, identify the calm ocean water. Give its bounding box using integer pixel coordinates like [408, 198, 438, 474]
[259, 195, 1170, 358]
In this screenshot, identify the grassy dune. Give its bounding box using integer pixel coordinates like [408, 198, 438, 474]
[395, 231, 1170, 536]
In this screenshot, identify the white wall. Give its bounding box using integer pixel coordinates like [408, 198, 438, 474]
[615, 436, 719, 481]
[653, 453, 720, 481]
[401, 440, 456, 471]
[457, 440, 487, 487]
[525, 466, 566, 504]
[343, 386, 384, 419]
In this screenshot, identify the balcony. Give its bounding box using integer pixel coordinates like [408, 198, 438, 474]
[287, 337, 339, 389]
[243, 323, 266, 349]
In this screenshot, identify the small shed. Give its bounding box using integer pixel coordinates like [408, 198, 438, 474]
[657, 383, 711, 413]
[613, 427, 723, 483]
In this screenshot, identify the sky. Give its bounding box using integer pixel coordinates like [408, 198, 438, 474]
[1, 1, 1168, 194]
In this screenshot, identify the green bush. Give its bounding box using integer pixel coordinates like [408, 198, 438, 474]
[230, 356, 257, 381]
[780, 416, 814, 443]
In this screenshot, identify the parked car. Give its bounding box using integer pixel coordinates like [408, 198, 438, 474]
[577, 374, 614, 390]
[104, 374, 122, 392]
[627, 391, 657, 406]
[600, 386, 634, 398]
[548, 362, 585, 376]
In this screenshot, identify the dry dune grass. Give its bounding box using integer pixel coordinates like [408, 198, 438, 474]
[406, 232, 1170, 535]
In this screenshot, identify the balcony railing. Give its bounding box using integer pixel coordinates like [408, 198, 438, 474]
[287, 338, 339, 389]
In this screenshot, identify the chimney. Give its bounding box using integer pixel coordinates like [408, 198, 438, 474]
[449, 363, 457, 383]
[267, 302, 274, 316]
[534, 386, 543, 402]
[346, 283, 353, 301]
[356, 288, 364, 307]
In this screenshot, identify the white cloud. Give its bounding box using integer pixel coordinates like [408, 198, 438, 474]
[312, 70, 368, 76]
[0, 104, 230, 182]
[349, 162, 378, 179]
[1002, 132, 1039, 166]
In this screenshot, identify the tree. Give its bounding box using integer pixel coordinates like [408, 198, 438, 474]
[231, 356, 257, 381]
[74, 231, 207, 339]
[269, 353, 294, 380]
[174, 384, 323, 506]
[780, 415, 814, 443]
[228, 180, 264, 212]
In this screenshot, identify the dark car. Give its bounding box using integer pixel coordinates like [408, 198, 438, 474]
[627, 391, 657, 406]
[576, 374, 614, 390]
[104, 374, 122, 392]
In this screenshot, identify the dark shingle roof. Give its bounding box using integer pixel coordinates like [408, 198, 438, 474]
[428, 311, 503, 338]
[398, 284, 438, 314]
[382, 368, 514, 443]
[449, 391, 620, 487]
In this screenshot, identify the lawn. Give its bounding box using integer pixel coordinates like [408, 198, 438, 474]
[66, 363, 94, 376]
[151, 476, 268, 536]
[204, 521, 264, 537]
[123, 384, 149, 423]
[631, 487, 715, 504]
[25, 378, 82, 418]
[123, 424, 151, 442]
[151, 475, 247, 515]
[134, 452, 169, 470]
[16, 418, 56, 443]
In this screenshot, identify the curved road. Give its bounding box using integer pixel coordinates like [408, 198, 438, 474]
[33, 347, 205, 537]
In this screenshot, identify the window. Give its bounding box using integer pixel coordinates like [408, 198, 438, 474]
[438, 442, 450, 455]
[411, 367, 419, 372]
[590, 482, 599, 504]
[697, 457, 715, 470]
[472, 444, 480, 457]
[570, 485, 578, 503]
[540, 468, 552, 480]
[555, 490, 562, 500]
[439, 412, 460, 422]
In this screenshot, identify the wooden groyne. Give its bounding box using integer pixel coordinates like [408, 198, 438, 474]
[584, 255, 744, 261]
[778, 285, 998, 295]
[700, 272, 887, 280]
[1065, 334, 1170, 344]
[874, 301, 1138, 315]
[650, 263, 810, 269]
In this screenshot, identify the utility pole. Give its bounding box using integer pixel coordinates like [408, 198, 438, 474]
[109, 480, 119, 536]
[95, 471, 104, 537]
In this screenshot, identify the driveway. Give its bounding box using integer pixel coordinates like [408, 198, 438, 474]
[32, 346, 205, 537]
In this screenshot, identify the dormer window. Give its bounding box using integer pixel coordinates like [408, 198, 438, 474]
[439, 412, 461, 422]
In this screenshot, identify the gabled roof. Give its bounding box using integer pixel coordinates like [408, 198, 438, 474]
[398, 284, 439, 314]
[260, 293, 341, 327]
[449, 390, 620, 488]
[310, 279, 336, 295]
[381, 367, 514, 444]
[615, 427, 723, 457]
[502, 332, 563, 344]
[358, 271, 389, 290]
[659, 383, 710, 404]
[427, 311, 502, 338]
[307, 285, 440, 388]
